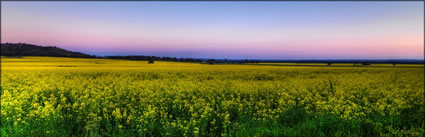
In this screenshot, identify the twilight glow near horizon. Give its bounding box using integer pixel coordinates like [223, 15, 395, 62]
[1, 2, 424, 59]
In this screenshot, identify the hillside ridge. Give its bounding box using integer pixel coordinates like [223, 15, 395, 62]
[1, 43, 95, 58]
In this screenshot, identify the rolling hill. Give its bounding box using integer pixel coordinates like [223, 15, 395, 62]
[1, 43, 95, 58]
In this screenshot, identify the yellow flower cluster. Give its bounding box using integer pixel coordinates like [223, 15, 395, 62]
[1, 57, 424, 136]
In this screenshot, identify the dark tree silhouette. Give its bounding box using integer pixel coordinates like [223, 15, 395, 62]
[391, 62, 397, 67]
[361, 62, 371, 66]
[148, 57, 154, 64]
[207, 59, 216, 64]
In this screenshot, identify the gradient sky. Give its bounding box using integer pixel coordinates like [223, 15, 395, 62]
[1, 2, 424, 59]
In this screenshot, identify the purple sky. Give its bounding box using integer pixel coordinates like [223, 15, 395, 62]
[1, 2, 424, 59]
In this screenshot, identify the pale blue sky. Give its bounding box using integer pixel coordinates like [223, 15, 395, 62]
[2, 2, 424, 59]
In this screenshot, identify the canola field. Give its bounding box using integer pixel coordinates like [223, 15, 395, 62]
[1, 57, 424, 137]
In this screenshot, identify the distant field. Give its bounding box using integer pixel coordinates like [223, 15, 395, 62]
[254, 63, 424, 68]
[1, 57, 424, 137]
[2, 56, 423, 69]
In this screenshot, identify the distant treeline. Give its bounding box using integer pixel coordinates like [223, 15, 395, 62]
[104, 56, 202, 63]
[1, 43, 424, 65]
[103, 56, 263, 64]
[99, 56, 425, 65]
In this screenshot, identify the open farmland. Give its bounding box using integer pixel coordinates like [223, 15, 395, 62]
[1, 57, 424, 137]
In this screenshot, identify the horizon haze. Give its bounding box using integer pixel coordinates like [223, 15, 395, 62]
[1, 2, 424, 59]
